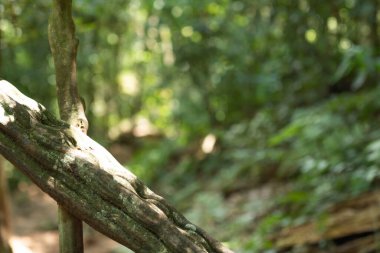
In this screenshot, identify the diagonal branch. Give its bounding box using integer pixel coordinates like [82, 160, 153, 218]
[0, 80, 234, 253]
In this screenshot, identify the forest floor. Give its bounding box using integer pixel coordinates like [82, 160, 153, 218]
[9, 183, 131, 253]
[8, 180, 377, 252]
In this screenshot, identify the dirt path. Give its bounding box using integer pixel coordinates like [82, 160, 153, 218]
[10, 184, 130, 253]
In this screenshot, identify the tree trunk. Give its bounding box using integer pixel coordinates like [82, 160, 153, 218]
[0, 80, 233, 253]
[0, 156, 12, 253]
[48, 0, 88, 252]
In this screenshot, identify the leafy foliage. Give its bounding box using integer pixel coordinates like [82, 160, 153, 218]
[1, 0, 380, 251]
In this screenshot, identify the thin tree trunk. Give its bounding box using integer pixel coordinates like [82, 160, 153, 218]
[48, 1, 88, 252]
[0, 156, 12, 253]
[0, 10, 10, 252]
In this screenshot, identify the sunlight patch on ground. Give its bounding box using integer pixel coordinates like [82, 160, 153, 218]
[11, 232, 58, 253]
[11, 237, 35, 253]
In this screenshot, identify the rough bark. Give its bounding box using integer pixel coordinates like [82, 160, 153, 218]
[48, 0, 88, 130]
[0, 80, 233, 253]
[48, 0, 87, 252]
[0, 156, 12, 253]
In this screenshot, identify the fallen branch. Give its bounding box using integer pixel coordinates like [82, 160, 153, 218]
[0, 80, 233, 253]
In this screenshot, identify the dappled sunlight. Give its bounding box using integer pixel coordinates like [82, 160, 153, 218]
[108, 117, 160, 140]
[11, 232, 58, 253]
[11, 237, 34, 253]
[133, 117, 159, 137]
[118, 72, 139, 96]
[8, 184, 124, 253]
[201, 134, 216, 154]
[160, 25, 175, 66]
[0, 106, 15, 125]
[339, 38, 352, 50]
[0, 80, 43, 113]
[327, 17, 338, 33]
[108, 119, 133, 140]
[2, 0, 380, 251]
[305, 29, 317, 43]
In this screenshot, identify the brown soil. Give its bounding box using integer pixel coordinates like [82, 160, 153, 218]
[9, 183, 130, 253]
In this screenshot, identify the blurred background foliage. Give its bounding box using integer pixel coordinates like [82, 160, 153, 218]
[1, 0, 380, 252]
